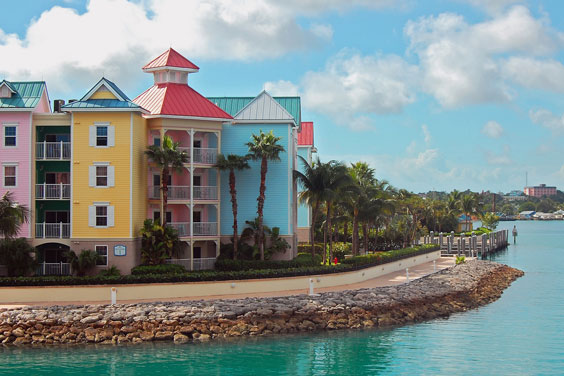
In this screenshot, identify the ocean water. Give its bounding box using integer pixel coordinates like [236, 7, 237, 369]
[2, 221, 563, 375]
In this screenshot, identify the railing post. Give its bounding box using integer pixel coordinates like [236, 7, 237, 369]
[42, 262, 46, 276]
[59, 140, 63, 160]
[43, 141, 46, 160]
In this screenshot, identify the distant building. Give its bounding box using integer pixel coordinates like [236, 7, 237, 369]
[524, 184, 557, 198]
[504, 190, 527, 201]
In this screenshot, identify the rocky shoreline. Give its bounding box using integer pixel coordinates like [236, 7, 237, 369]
[0, 260, 523, 346]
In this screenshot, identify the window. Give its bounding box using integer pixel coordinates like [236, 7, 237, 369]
[154, 137, 161, 147]
[89, 124, 114, 147]
[88, 204, 114, 228]
[89, 164, 114, 187]
[96, 166, 108, 186]
[96, 206, 107, 226]
[153, 211, 172, 224]
[4, 126, 16, 147]
[3, 165, 16, 187]
[95, 245, 108, 266]
[96, 126, 108, 146]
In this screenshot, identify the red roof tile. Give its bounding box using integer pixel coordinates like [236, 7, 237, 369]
[133, 83, 232, 119]
[143, 48, 199, 71]
[298, 121, 314, 146]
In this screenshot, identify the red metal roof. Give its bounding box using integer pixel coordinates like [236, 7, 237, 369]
[298, 121, 314, 146]
[143, 48, 199, 71]
[133, 83, 233, 119]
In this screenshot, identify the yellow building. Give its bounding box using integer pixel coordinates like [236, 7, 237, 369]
[62, 78, 148, 273]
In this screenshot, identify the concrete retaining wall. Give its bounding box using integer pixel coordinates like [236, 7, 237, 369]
[0, 251, 441, 304]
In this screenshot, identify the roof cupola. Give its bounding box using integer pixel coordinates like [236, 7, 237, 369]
[142, 48, 199, 85]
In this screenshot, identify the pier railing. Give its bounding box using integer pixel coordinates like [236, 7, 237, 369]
[417, 229, 509, 257]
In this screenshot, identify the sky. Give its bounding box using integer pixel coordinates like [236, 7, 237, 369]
[2, 0, 564, 193]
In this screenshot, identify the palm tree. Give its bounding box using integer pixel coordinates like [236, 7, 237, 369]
[322, 161, 353, 263]
[293, 156, 327, 259]
[246, 130, 285, 260]
[0, 192, 29, 238]
[215, 154, 250, 260]
[145, 135, 188, 227]
[347, 162, 375, 255]
[460, 193, 481, 232]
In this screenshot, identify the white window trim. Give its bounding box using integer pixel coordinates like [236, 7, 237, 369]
[2, 162, 18, 188]
[95, 123, 109, 148]
[90, 162, 114, 188]
[90, 202, 113, 229]
[95, 245, 109, 266]
[3, 123, 18, 148]
[95, 206, 109, 228]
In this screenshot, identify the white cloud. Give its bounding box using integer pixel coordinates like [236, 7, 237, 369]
[422, 124, 431, 144]
[404, 5, 563, 107]
[263, 80, 300, 96]
[485, 151, 511, 165]
[503, 57, 564, 92]
[462, 0, 525, 14]
[481, 121, 504, 138]
[3, 0, 398, 94]
[301, 51, 418, 128]
[529, 109, 564, 131]
[556, 165, 564, 179]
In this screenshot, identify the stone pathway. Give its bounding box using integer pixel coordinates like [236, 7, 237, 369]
[0, 257, 456, 309]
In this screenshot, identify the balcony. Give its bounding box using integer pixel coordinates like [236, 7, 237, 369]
[36, 184, 70, 200]
[176, 147, 218, 165]
[165, 222, 218, 236]
[193, 222, 218, 236]
[168, 222, 190, 237]
[194, 186, 218, 200]
[149, 186, 190, 200]
[165, 257, 216, 271]
[149, 186, 217, 201]
[36, 262, 71, 276]
[35, 223, 70, 239]
[36, 142, 71, 160]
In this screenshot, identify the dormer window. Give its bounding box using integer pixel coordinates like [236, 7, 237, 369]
[0, 82, 16, 98]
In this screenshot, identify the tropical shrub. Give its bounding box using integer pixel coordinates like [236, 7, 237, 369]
[65, 249, 101, 276]
[0, 238, 37, 277]
[455, 255, 466, 265]
[98, 266, 121, 277]
[140, 219, 180, 265]
[297, 243, 324, 255]
[341, 244, 439, 267]
[295, 252, 322, 265]
[131, 263, 187, 275]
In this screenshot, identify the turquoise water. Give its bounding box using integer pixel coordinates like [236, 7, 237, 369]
[3, 221, 564, 375]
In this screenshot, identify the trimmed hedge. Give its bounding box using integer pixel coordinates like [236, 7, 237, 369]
[215, 255, 318, 272]
[0, 245, 439, 287]
[297, 243, 324, 255]
[342, 244, 439, 267]
[131, 264, 186, 275]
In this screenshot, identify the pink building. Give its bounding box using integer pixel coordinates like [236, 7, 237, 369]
[0, 81, 50, 238]
[524, 184, 557, 198]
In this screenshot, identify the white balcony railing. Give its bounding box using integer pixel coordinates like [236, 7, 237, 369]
[194, 147, 217, 164]
[194, 186, 218, 200]
[166, 257, 216, 271]
[193, 222, 218, 236]
[149, 186, 190, 200]
[36, 184, 70, 199]
[36, 142, 71, 160]
[35, 223, 70, 239]
[175, 147, 217, 164]
[36, 262, 71, 276]
[168, 222, 190, 237]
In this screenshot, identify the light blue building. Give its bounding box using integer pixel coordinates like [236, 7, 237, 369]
[209, 92, 302, 259]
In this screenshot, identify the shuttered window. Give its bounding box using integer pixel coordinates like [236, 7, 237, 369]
[89, 124, 115, 147]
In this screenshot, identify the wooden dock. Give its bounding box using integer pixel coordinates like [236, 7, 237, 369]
[417, 229, 509, 257]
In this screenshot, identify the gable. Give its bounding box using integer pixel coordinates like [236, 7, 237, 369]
[89, 85, 118, 100]
[234, 91, 296, 125]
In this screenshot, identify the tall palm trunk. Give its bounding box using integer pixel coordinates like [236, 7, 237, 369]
[310, 199, 320, 261]
[257, 157, 268, 260]
[343, 221, 348, 243]
[161, 167, 169, 227]
[352, 208, 359, 255]
[327, 203, 334, 264]
[363, 223, 369, 254]
[323, 220, 328, 265]
[229, 169, 239, 260]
